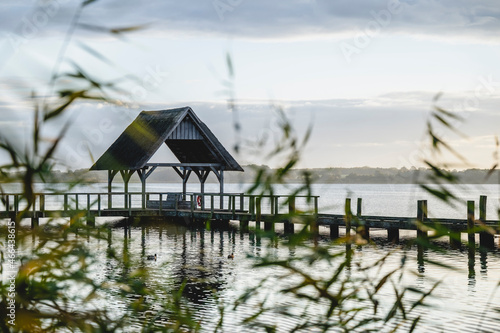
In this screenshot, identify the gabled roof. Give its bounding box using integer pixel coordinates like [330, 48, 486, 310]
[90, 106, 243, 171]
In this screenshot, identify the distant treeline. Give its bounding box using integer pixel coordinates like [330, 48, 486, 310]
[3, 165, 498, 185]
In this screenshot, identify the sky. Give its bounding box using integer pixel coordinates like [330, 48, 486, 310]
[0, 0, 500, 170]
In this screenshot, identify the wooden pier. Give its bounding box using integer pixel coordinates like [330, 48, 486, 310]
[2, 192, 499, 249]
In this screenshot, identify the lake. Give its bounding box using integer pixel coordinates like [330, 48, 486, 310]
[5, 183, 500, 332]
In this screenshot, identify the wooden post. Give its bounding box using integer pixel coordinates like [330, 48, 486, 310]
[467, 200, 475, 276]
[219, 169, 224, 210]
[200, 179, 205, 211]
[140, 169, 146, 209]
[256, 197, 261, 230]
[263, 196, 273, 232]
[108, 170, 113, 209]
[249, 196, 255, 218]
[310, 218, 319, 240]
[31, 217, 39, 229]
[264, 220, 274, 232]
[98, 194, 101, 216]
[182, 169, 188, 200]
[31, 194, 38, 229]
[5, 195, 9, 213]
[211, 195, 214, 215]
[285, 196, 295, 234]
[87, 214, 96, 227]
[450, 228, 461, 249]
[191, 194, 195, 217]
[356, 197, 369, 240]
[240, 216, 249, 233]
[345, 198, 352, 238]
[330, 224, 339, 239]
[388, 228, 399, 243]
[75, 194, 79, 211]
[467, 201, 475, 247]
[174, 194, 178, 214]
[159, 194, 163, 214]
[284, 221, 295, 234]
[64, 194, 68, 212]
[14, 194, 18, 219]
[417, 200, 428, 240]
[275, 196, 279, 215]
[87, 194, 91, 217]
[345, 198, 352, 262]
[478, 195, 494, 250]
[40, 194, 45, 218]
[288, 196, 295, 215]
[416, 199, 427, 273]
[128, 194, 132, 216]
[231, 196, 236, 219]
[239, 193, 244, 212]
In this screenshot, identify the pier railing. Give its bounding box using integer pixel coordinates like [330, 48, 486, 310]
[1, 192, 498, 249]
[0, 191, 320, 217]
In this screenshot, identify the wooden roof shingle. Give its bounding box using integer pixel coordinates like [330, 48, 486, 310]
[90, 107, 243, 171]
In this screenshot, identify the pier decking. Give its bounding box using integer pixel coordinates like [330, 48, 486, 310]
[2, 192, 499, 249]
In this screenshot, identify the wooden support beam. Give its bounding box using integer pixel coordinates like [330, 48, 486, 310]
[193, 169, 210, 210]
[119, 170, 135, 209]
[87, 215, 96, 227]
[172, 166, 183, 179]
[271, 195, 275, 215]
[345, 198, 352, 239]
[450, 227, 462, 249]
[356, 198, 369, 240]
[417, 200, 428, 240]
[357, 198, 362, 217]
[288, 196, 295, 215]
[388, 228, 399, 243]
[107, 170, 118, 209]
[40, 195, 45, 218]
[231, 196, 236, 219]
[478, 195, 494, 250]
[467, 200, 475, 249]
[146, 162, 222, 168]
[219, 168, 224, 210]
[181, 169, 192, 200]
[137, 168, 150, 209]
[330, 225, 339, 239]
[285, 196, 295, 234]
[264, 221, 274, 232]
[255, 197, 261, 230]
[31, 217, 39, 229]
[249, 196, 255, 218]
[240, 217, 249, 233]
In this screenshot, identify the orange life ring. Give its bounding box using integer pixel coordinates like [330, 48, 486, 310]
[197, 195, 202, 207]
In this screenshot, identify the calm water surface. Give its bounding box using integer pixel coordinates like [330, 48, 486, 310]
[7, 183, 500, 332]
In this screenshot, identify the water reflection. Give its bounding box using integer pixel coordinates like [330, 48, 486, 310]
[468, 245, 475, 281]
[417, 244, 425, 274]
[61, 217, 500, 332]
[480, 251, 488, 276]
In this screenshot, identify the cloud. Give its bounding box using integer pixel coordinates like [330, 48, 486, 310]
[2, 1, 500, 43]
